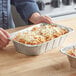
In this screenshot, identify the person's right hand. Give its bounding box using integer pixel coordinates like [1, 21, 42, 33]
[0, 28, 10, 49]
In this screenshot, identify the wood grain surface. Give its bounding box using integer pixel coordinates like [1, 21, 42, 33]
[0, 17, 76, 76]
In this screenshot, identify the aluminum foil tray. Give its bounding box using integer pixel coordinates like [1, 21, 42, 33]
[10, 23, 73, 55]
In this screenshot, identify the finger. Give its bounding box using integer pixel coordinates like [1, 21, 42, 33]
[45, 16, 52, 21]
[0, 30, 9, 43]
[45, 16, 55, 24]
[44, 16, 53, 24]
[41, 16, 52, 24]
[41, 18, 51, 24]
[45, 16, 53, 22]
[0, 45, 3, 49]
[0, 39, 7, 47]
[0, 28, 10, 38]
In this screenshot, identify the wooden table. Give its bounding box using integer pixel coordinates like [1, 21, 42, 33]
[0, 17, 76, 76]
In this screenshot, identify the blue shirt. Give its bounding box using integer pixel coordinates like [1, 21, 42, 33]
[0, 0, 39, 29]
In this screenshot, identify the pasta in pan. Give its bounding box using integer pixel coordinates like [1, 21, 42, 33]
[67, 48, 76, 57]
[14, 24, 68, 45]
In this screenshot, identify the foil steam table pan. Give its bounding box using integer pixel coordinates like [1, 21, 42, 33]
[10, 23, 73, 56]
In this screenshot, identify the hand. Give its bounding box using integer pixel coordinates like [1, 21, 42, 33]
[0, 28, 10, 49]
[29, 12, 53, 24]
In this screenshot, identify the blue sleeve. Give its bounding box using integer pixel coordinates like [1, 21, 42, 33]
[13, 0, 40, 24]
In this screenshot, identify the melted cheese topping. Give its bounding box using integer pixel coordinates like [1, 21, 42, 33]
[14, 24, 68, 45]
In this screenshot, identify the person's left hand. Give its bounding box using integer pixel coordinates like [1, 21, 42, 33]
[29, 12, 53, 24]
